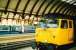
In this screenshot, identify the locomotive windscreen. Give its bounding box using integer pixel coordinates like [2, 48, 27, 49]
[38, 19, 59, 28]
[47, 20, 59, 28]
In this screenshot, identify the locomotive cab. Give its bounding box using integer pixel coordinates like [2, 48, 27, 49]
[35, 18, 74, 46]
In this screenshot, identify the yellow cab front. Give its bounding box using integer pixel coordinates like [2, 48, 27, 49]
[35, 19, 74, 45]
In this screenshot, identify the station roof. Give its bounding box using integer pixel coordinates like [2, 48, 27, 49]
[0, 0, 76, 19]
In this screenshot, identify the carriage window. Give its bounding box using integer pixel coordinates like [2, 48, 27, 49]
[69, 21, 72, 28]
[61, 20, 68, 28]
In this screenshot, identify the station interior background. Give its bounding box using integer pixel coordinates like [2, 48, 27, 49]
[0, 0, 76, 50]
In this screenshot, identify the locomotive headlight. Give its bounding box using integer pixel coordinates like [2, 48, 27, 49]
[42, 40, 47, 43]
[45, 40, 47, 42]
[43, 40, 47, 42]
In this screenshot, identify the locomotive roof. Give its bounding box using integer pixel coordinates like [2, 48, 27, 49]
[44, 13, 73, 20]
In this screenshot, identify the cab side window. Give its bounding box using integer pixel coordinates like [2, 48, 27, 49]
[61, 20, 68, 28]
[69, 21, 72, 28]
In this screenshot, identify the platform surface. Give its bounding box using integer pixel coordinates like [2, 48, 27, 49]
[0, 33, 35, 43]
[69, 47, 76, 50]
[17, 47, 33, 50]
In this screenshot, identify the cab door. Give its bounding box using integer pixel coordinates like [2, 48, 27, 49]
[56, 19, 69, 45]
[68, 20, 73, 42]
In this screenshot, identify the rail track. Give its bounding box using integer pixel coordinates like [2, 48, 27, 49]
[0, 40, 34, 50]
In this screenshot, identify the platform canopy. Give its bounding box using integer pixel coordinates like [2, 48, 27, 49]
[0, 0, 76, 19]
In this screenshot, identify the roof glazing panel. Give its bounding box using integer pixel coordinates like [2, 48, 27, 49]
[18, 0, 28, 11]
[8, 0, 18, 10]
[0, 0, 8, 8]
[38, 0, 50, 15]
[33, 0, 44, 13]
[25, 0, 36, 13]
